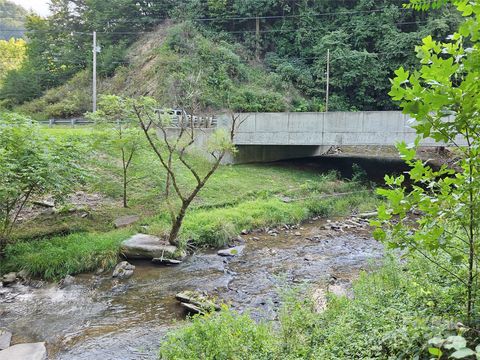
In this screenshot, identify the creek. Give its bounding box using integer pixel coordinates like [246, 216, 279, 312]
[0, 155, 397, 359]
[0, 217, 383, 359]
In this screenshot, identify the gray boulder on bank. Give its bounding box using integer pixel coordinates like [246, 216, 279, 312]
[112, 261, 135, 279]
[113, 215, 140, 228]
[0, 330, 12, 350]
[120, 234, 185, 260]
[0, 342, 47, 360]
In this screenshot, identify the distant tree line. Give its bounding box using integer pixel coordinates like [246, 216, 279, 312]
[0, 0, 463, 111]
[0, 0, 26, 39]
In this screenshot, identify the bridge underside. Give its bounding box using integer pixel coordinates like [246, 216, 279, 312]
[226, 145, 331, 164]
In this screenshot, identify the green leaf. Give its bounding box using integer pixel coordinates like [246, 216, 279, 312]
[450, 348, 476, 358]
[445, 336, 467, 350]
[428, 347, 442, 357]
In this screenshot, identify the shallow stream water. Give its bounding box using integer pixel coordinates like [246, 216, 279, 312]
[0, 217, 383, 360]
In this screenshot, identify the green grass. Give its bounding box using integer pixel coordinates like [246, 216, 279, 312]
[1, 229, 133, 280]
[1, 127, 381, 279]
[159, 256, 464, 359]
[3, 188, 379, 280]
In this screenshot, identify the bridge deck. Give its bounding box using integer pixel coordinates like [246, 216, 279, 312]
[218, 111, 463, 147]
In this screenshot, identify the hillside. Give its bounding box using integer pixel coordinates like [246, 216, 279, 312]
[18, 22, 304, 119]
[5, 0, 462, 117]
[0, 0, 27, 39]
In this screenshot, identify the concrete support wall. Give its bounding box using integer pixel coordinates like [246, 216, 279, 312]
[217, 111, 464, 147]
[232, 145, 330, 163]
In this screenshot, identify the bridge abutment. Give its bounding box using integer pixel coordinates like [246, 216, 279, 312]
[226, 145, 330, 164]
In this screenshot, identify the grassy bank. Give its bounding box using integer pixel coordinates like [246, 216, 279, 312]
[1, 183, 378, 280]
[0, 127, 381, 280]
[159, 256, 464, 359]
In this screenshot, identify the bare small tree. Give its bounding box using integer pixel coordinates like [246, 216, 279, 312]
[131, 97, 245, 246]
[87, 95, 145, 208]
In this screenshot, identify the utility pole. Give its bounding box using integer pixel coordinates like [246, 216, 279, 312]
[255, 16, 260, 61]
[92, 31, 97, 112]
[325, 48, 330, 112]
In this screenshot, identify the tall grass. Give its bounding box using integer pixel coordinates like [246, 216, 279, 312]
[1, 188, 379, 280]
[149, 189, 379, 248]
[1, 230, 132, 279]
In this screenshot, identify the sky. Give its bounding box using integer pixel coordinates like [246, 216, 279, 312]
[10, 0, 51, 17]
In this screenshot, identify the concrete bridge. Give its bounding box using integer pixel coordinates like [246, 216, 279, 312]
[216, 111, 460, 163]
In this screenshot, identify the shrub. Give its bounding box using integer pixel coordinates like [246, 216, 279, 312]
[159, 308, 276, 360]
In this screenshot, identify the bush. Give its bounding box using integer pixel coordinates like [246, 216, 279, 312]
[159, 309, 276, 360]
[16, 71, 91, 120]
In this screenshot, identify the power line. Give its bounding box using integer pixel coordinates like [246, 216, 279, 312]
[0, 6, 415, 22]
[0, 19, 431, 35]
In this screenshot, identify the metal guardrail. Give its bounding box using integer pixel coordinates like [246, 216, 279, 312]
[155, 109, 217, 128]
[42, 113, 218, 128]
[40, 118, 92, 127]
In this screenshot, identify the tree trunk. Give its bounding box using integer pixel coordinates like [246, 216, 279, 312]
[123, 165, 128, 208]
[168, 202, 188, 246]
[121, 147, 128, 208]
[0, 236, 6, 257]
[467, 172, 475, 323]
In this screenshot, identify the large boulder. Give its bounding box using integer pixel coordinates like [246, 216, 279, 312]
[0, 342, 47, 360]
[120, 234, 185, 260]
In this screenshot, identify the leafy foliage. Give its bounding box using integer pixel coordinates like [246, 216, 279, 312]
[373, 0, 480, 322]
[0, 112, 86, 250]
[159, 308, 276, 360]
[87, 95, 145, 207]
[0, 38, 26, 86]
[0, 0, 464, 112]
[428, 335, 480, 359]
[158, 257, 467, 359]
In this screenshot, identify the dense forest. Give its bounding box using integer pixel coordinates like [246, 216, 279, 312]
[0, 0, 462, 113]
[0, 0, 26, 39]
